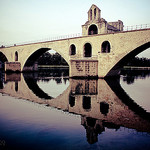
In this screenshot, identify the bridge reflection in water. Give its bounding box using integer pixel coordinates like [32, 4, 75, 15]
[0, 72, 150, 145]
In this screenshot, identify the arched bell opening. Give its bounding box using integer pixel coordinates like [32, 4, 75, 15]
[88, 24, 98, 35]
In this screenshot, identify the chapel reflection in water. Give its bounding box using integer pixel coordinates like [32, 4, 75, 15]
[0, 72, 150, 145]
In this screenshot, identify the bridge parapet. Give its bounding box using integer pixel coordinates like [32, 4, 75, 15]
[0, 26, 150, 77]
[70, 55, 98, 61]
[124, 24, 150, 31]
[0, 24, 149, 49]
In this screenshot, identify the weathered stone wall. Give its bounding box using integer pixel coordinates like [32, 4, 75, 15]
[108, 20, 123, 31]
[70, 60, 98, 77]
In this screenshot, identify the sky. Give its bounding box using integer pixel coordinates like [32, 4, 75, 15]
[0, 0, 150, 57]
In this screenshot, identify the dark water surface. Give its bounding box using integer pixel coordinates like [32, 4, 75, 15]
[0, 69, 150, 150]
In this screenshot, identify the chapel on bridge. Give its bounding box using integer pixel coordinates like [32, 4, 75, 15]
[82, 4, 124, 36]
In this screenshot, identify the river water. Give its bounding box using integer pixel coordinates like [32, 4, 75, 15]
[0, 69, 150, 150]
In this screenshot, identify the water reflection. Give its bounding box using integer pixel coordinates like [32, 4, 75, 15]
[121, 69, 150, 84]
[38, 68, 69, 78]
[82, 116, 121, 144]
[23, 73, 53, 99]
[100, 102, 109, 115]
[0, 72, 4, 89]
[0, 70, 150, 146]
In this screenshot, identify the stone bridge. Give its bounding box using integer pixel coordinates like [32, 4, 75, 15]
[0, 4, 150, 78]
[0, 28, 150, 78]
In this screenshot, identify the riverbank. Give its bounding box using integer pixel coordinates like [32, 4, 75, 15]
[38, 65, 69, 68]
[123, 66, 150, 70]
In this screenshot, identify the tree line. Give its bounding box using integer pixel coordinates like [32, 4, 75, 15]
[37, 52, 68, 66]
[126, 57, 150, 67]
[37, 52, 150, 67]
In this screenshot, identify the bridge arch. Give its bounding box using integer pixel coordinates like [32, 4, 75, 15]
[88, 24, 98, 35]
[106, 42, 150, 76]
[23, 48, 51, 71]
[0, 52, 8, 62]
[84, 43, 92, 57]
[22, 47, 69, 71]
[0, 52, 8, 70]
[23, 74, 53, 99]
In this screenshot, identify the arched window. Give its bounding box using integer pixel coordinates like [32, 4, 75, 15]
[15, 51, 18, 61]
[70, 44, 76, 55]
[84, 43, 92, 57]
[88, 24, 98, 35]
[94, 8, 96, 19]
[90, 9, 92, 20]
[101, 41, 111, 53]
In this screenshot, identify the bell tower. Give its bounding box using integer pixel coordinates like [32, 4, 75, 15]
[82, 4, 123, 36]
[88, 4, 101, 21]
[82, 4, 101, 36]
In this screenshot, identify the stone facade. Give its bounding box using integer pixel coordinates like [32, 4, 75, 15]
[82, 4, 123, 36]
[70, 60, 98, 78]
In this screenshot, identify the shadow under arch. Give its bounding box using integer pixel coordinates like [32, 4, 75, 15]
[106, 77, 150, 121]
[0, 52, 8, 62]
[23, 47, 69, 71]
[23, 73, 53, 100]
[23, 48, 51, 69]
[106, 42, 150, 76]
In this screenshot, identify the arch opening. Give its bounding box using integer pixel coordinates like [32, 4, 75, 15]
[23, 48, 69, 72]
[88, 24, 98, 35]
[0, 52, 8, 63]
[15, 51, 18, 61]
[70, 44, 76, 55]
[101, 41, 111, 53]
[106, 42, 150, 77]
[84, 43, 92, 57]
[0, 52, 8, 71]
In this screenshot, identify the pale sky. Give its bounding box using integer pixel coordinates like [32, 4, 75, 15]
[0, 0, 150, 57]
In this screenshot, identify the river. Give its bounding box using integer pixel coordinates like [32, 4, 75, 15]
[0, 68, 150, 150]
